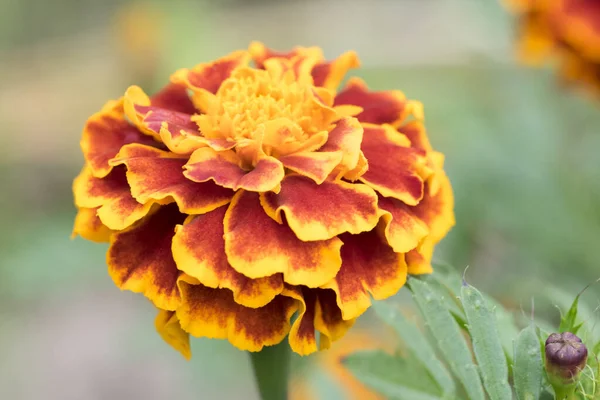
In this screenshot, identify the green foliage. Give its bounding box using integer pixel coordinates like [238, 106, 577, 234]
[343, 351, 444, 400]
[344, 267, 600, 400]
[460, 281, 511, 400]
[372, 301, 455, 397]
[409, 278, 485, 400]
[513, 324, 543, 400]
[559, 291, 585, 336]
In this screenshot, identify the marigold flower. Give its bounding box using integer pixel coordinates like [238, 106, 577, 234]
[72, 42, 454, 358]
[508, 0, 600, 95]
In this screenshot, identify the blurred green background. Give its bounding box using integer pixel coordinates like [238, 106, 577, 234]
[1, 0, 599, 399]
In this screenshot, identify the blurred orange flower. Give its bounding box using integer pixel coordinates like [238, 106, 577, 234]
[289, 329, 395, 400]
[509, 0, 600, 95]
[72, 42, 454, 358]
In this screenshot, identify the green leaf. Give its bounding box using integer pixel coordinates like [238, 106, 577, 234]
[425, 277, 467, 328]
[431, 263, 518, 363]
[485, 296, 519, 365]
[460, 282, 512, 400]
[372, 301, 455, 397]
[427, 264, 468, 327]
[409, 278, 485, 400]
[431, 262, 463, 295]
[513, 324, 543, 400]
[548, 281, 600, 341]
[558, 290, 583, 335]
[343, 350, 443, 400]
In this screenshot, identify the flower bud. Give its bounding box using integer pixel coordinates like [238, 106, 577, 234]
[545, 332, 588, 394]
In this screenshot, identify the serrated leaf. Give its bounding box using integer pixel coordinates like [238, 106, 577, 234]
[343, 350, 443, 400]
[485, 296, 519, 365]
[513, 324, 543, 400]
[431, 262, 463, 295]
[425, 276, 467, 328]
[433, 263, 518, 363]
[546, 284, 600, 342]
[427, 264, 468, 328]
[559, 291, 583, 335]
[373, 301, 455, 397]
[409, 278, 485, 400]
[460, 282, 512, 400]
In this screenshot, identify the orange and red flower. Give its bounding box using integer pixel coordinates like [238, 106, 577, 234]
[508, 0, 600, 95]
[72, 42, 454, 358]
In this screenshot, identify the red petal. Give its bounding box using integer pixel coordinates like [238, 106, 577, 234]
[172, 206, 284, 308]
[322, 230, 407, 320]
[111, 144, 233, 214]
[80, 99, 157, 178]
[261, 175, 379, 241]
[335, 78, 407, 125]
[285, 287, 355, 355]
[359, 125, 426, 205]
[107, 205, 186, 310]
[177, 280, 297, 352]
[224, 191, 343, 287]
[184, 147, 284, 193]
[73, 165, 152, 230]
[174, 50, 250, 94]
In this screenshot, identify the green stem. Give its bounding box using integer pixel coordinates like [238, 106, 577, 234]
[249, 341, 290, 400]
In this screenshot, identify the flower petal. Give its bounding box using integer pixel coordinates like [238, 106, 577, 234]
[149, 82, 196, 114]
[398, 120, 432, 152]
[261, 175, 379, 241]
[321, 230, 408, 320]
[72, 165, 152, 230]
[122, 83, 207, 154]
[80, 99, 157, 178]
[155, 309, 191, 360]
[406, 241, 435, 275]
[334, 78, 408, 125]
[172, 50, 250, 112]
[124, 85, 198, 142]
[359, 124, 426, 205]
[311, 51, 360, 90]
[313, 289, 356, 350]
[249, 41, 323, 69]
[71, 207, 113, 243]
[377, 195, 429, 253]
[111, 143, 233, 214]
[284, 287, 355, 355]
[224, 190, 343, 287]
[97, 196, 154, 231]
[283, 287, 318, 355]
[177, 280, 297, 352]
[172, 206, 284, 308]
[319, 117, 364, 178]
[406, 171, 455, 275]
[107, 204, 185, 310]
[516, 14, 555, 65]
[278, 151, 343, 184]
[184, 147, 284, 193]
[175, 50, 250, 94]
[249, 41, 357, 90]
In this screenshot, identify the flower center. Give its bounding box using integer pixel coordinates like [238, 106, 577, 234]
[194, 66, 337, 161]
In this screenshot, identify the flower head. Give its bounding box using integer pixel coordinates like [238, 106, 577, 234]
[508, 0, 600, 96]
[72, 42, 454, 357]
[545, 332, 588, 385]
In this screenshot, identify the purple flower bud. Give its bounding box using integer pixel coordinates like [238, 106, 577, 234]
[545, 332, 588, 385]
